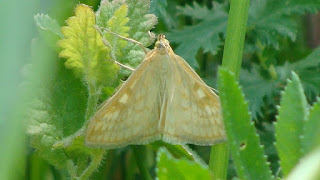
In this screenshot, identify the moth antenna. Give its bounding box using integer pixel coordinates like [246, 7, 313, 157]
[104, 58, 135, 71]
[94, 25, 112, 48]
[113, 60, 135, 71]
[95, 25, 136, 71]
[99, 26, 149, 55]
[95, 25, 118, 61]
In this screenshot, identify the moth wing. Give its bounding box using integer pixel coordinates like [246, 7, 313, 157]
[162, 54, 226, 145]
[85, 53, 161, 148]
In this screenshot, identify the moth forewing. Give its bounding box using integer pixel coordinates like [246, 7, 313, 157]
[85, 35, 226, 148]
[85, 50, 163, 148]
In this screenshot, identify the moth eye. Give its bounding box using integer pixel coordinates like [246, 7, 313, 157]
[155, 41, 165, 49]
[155, 41, 161, 48]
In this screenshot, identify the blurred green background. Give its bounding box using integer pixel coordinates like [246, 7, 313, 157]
[1, 0, 319, 179]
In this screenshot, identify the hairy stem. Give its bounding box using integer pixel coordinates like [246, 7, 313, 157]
[85, 85, 102, 122]
[79, 150, 106, 180]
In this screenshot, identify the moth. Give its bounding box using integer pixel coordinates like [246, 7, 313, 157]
[85, 34, 226, 148]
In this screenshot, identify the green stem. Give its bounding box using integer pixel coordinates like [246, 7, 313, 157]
[67, 160, 77, 180]
[132, 146, 152, 180]
[221, 0, 250, 78]
[69, 84, 104, 180]
[209, 143, 229, 180]
[209, 0, 250, 179]
[79, 150, 106, 180]
[85, 85, 102, 122]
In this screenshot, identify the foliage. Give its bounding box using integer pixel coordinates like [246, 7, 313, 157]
[275, 72, 307, 176]
[156, 148, 211, 180]
[167, 2, 228, 68]
[59, 4, 120, 89]
[24, 0, 320, 179]
[218, 69, 320, 179]
[247, 0, 320, 48]
[26, 1, 156, 178]
[218, 68, 273, 179]
[275, 72, 320, 176]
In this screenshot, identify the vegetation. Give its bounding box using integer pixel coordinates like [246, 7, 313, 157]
[1, 0, 320, 179]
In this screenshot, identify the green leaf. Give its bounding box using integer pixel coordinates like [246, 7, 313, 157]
[59, 4, 120, 88]
[156, 148, 211, 180]
[96, 2, 130, 61]
[276, 47, 320, 98]
[177, 1, 211, 20]
[248, 0, 320, 48]
[122, 0, 157, 72]
[275, 72, 308, 176]
[149, 0, 175, 29]
[96, 0, 125, 28]
[26, 38, 88, 169]
[96, 0, 157, 77]
[150, 141, 194, 161]
[218, 68, 273, 180]
[289, 47, 320, 97]
[301, 98, 320, 155]
[34, 13, 64, 38]
[240, 67, 277, 119]
[105, 4, 130, 61]
[289, 47, 320, 71]
[167, 2, 228, 68]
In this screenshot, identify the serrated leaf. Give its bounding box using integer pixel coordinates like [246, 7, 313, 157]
[96, 0, 126, 28]
[59, 4, 119, 87]
[97, 0, 157, 77]
[276, 47, 320, 98]
[240, 67, 277, 119]
[275, 72, 308, 176]
[96, 2, 130, 62]
[122, 0, 157, 69]
[177, 1, 211, 20]
[34, 13, 64, 38]
[106, 4, 130, 60]
[156, 148, 211, 180]
[167, 2, 227, 68]
[218, 68, 273, 180]
[289, 47, 320, 70]
[150, 141, 194, 161]
[290, 47, 320, 97]
[248, 0, 320, 48]
[149, 0, 175, 29]
[301, 98, 320, 155]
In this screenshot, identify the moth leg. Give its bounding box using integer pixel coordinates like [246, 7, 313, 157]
[99, 26, 149, 55]
[112, 59, 135, 71]
[94, 25, 135, 72]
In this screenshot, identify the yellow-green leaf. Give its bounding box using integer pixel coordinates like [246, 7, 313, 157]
[59, 4, 119, 87]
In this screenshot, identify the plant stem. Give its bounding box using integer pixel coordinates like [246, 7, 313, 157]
[132, 146, 152, 180]
[221, 0, 250, 79]
[85, 85, 102, 122]
[209, 0, 250, 179]
[209, 143, 229, 180]
[79, 150, 106, 180]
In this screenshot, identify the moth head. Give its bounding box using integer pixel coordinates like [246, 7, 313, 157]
[155, 34, 172, 54]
